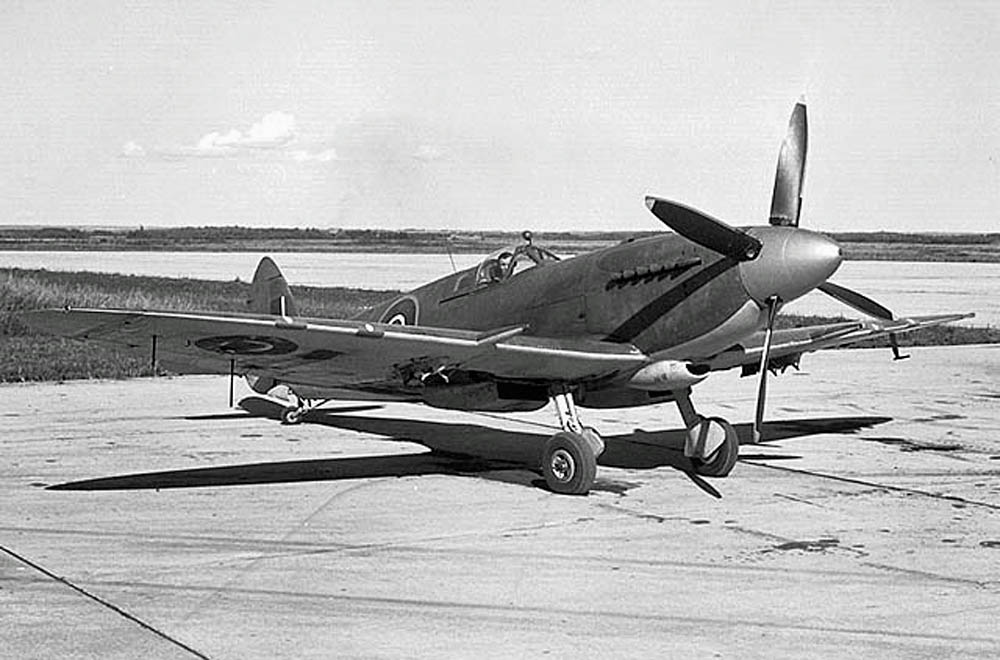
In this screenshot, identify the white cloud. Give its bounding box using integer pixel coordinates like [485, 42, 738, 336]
[120, 140, 145, 157]
[196, 129, 242, 151]
[123, 112, 299, 160]
[120, 112, 342, 165]
[290, 147, 338, 163]
[195, 111, 296, 152]
[245, 111, 296, 146]
[412, 144, 446, 162]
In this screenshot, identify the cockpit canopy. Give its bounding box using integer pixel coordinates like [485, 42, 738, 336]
[474, 242, 561, 285]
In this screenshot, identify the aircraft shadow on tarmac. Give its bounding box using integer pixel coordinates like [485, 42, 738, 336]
[49, 397, 890, 497]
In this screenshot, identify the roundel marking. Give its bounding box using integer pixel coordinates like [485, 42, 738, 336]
[194, 335, 299, 356]
[379, 296, 419, 326]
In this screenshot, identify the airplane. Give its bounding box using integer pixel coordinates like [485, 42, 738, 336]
[23, 103, 972, 495]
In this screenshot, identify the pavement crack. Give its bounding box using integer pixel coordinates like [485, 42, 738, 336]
[773, 492, 826, 508]
[0, 543, 211, 659]
[234, 516, 595, 565]
[742, 461, 1000, 511]
[861, 561, 998, 589]
[180, 480, 378, 623]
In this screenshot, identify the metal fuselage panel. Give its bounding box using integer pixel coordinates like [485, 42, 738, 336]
[363, 234, 756, 359]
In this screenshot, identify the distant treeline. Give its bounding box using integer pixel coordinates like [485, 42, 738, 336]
[0, 225, 642, 242]
[3, 226, 999, 261]
[3, 225, 996, 245]
[830, 231, 1000, 245]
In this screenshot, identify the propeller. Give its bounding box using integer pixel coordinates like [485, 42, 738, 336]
[767, 103, 896, 322]
[752, 296, 780, 443]
[645, 102, 897, 443]
[818, 281, 894, 321]
[769, 102, 807, 227]
[645, 197, 762, 262]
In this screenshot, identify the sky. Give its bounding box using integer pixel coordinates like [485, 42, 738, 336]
[1, 0, 998, 233]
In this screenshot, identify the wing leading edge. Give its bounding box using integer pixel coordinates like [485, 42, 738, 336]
[21, 308, 648, 388]
[20, 307, 974, 393]
[704, 312, 975, 373]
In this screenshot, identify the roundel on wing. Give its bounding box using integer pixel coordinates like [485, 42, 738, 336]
[194, 335, 299, 355]
[380, 297, 419, 326]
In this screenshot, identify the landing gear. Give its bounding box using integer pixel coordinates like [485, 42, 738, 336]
[688, 417, 739, 477]
[280, 406, 305, 425]
[674, 388, 739, 477]
[279, 392, 330, 425]
[541, 387, 603, 495]
[543, 432, 598, 495]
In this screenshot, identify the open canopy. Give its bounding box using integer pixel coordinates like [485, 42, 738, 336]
[474, 242, 561, 285]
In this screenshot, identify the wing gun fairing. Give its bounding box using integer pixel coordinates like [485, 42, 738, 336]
[21, 101, 973, 497]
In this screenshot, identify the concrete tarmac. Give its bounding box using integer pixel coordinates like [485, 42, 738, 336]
[2, 346, 999, 659]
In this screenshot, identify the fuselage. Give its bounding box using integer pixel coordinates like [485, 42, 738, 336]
[362, 227, 842, 367]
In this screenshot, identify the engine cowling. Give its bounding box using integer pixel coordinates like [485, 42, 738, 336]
[627, 360, 709, 391]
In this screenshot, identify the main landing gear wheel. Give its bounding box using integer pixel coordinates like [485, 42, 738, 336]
[543, 386, 603, 495]
[542, 431, 597, 496]
[689, 416, 739, 477]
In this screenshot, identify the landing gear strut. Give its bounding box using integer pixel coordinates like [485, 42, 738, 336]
[674, 388, 739, 477]
[541, 387, 604, 495]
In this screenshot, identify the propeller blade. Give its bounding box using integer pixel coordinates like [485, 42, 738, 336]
[645, 197, 762, 262]
[752, 296, 779, 443]
[818, 281, 894, 321]
[769, 102, 808, 227]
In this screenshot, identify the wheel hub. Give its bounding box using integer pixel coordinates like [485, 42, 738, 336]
[550, 449, 575, 482]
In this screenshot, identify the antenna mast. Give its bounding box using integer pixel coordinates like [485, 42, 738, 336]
[446, 234, 457, 272]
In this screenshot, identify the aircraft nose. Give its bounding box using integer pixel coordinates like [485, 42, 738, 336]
[739, 227, 842, 304]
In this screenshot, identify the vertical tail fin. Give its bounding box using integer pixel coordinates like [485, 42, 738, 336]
[249, 257, 298, 316]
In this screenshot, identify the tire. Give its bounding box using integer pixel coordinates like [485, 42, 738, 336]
[542, 431, 597, 495]
[690, 417, 738, 477]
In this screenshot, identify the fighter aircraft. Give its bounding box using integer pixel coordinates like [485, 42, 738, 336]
[24, 103, 971, 495]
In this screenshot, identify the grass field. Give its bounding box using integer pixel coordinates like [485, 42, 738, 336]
[2, 268, 996, 383]
[1, 268, 393, 382]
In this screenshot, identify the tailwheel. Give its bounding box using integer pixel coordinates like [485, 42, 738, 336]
[542, 431, 597, 496]
[281, 406, 305, 425]
[279, 393, 332, 425]
[689, 416, 739, 477]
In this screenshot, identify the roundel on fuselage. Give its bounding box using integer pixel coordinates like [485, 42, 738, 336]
[380, 297, 419, 326]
